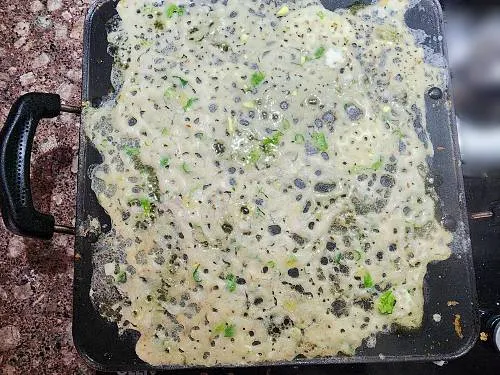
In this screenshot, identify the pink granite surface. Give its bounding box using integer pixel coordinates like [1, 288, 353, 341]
[0, 1, 95, 374]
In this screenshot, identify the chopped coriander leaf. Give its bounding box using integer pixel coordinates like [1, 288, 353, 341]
[314, 46, 326, 59]
[225, 274, 237, 292]
[165, 4, 185, 18]
[352, 157, 383, 174]
[161, 128, 169, 136]
[213, 322, 236, 337]
[317, 10, 325, 20]
[376, 25, 402, 43]
[160, 156, 170, 168]
[182, 162, 191, 173]
[224, 324, 236, 337]
[311, 132, 328, 152]
[262, 131, 283, 153]
[334, 252, 343, 264]
[164, 87, 175, 99]
[183, 97, 198, 111]
[371, 157, 383, 171]
[116, 270, 127, 283]
[378, 290, 396, 314]
[293, 133, 305, 144]
[248, 148, 261, 163]
[363, 271, 373, 288]
[353, 250, 362, 261]
[303, 46, 326, 63]
[266, 260, 276, 268]
[192, 264, 201, 283]
[173, 76, 188, 87]
[250, 71, 265, 88]
[124, 146, 140, 157]
[140, 198, 153, 217]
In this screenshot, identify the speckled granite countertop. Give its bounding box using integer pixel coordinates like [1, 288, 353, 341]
[0, 1, 94, 374]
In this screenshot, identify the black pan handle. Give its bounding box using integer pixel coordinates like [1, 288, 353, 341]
[0, 92, 80, 239]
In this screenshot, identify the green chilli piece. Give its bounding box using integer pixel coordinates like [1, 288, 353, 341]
[124, 146, 140, 157]
[116, 270, 127, 283]
[311, 132, 328, 152]
[192, 264, 201, 283]
[183, 97, 198, 111]
[378, 290, 396, 314]
[293, 133, 305, 144]
[173, 76, 188, 87]
[224, 324, 236, 337]
[304, 46, 326, 63]
[213, 322, 236, 337]
[160, 156, 170, 168]
[225, 274, 237, 292]
[314, 46, 326, 59]
[182, 162, 191, 173]
[140, 198, 152, 215]
[250, 71, 265, 88]
[164, 87, 176, 99]
[363, 271, 373, 288]
[353, 250, 362, 261]
[165, 4, 185, 18]
[139, 198, 155, 220]
[248, 148, 261, 163]
[266, 260, 276, 268]
[262, 131, 283, 153]
[351, 156, 383, 174]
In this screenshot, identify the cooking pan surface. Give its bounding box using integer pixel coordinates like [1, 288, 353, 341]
[74, 0, 478, 370]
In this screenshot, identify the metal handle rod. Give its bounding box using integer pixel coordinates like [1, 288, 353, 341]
[55, 102, 80, 236]
[54, 224, 76, 235]
[60, 103, 82, 114]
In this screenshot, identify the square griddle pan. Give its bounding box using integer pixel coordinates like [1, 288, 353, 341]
[0, 0, 478, 371]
